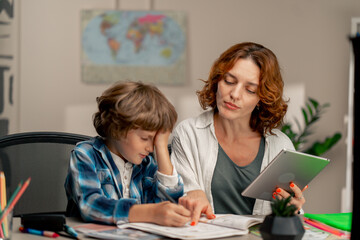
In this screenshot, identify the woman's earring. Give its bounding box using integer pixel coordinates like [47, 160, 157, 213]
[256, 105, 260, 110]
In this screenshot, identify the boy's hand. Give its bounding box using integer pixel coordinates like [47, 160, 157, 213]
[178, 190, 215, 226]
[129, 202, 191, 227]
[154, 129, 171, 149]
[151, 202, 191, 226]
[153, 129, 173, 175]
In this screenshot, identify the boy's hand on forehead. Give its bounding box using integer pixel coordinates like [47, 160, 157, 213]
[153, 129, 173, 175]
[154, 129, 171, 149]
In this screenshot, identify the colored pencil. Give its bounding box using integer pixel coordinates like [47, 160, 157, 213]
[0, 177, 31, 225]
[304, 218, 348, 237]
[0, 172, 8, 238]
[0, 223, 3, 239]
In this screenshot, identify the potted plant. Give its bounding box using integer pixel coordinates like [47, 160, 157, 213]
[259, 196, 305, 240]
[281, 97, 341, 156]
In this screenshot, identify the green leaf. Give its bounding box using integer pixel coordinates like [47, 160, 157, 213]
[301, 108, 308, 125]
[281, 97, 342, 156]
[322, 103, 330, 108]
[306, 102, 313, 118]
[281, 124, 298, 142]
[294, 118, 302, 133]
[271, 196, 297, 217]
[309, 98, 319, 109]
[305, 133, 342, 156]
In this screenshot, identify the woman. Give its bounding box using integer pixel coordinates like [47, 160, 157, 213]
[171, 42, 307, 225]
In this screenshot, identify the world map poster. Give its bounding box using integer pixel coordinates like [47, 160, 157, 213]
[81, 10, 187, 85]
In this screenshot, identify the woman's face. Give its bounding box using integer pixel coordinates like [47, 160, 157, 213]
[216, 58, 260, 122]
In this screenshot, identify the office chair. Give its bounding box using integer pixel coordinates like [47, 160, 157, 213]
[0, 131, 91, 216]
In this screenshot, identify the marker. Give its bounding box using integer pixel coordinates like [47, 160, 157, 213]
[19, 227, 59, 238]
[158, 187, 176, 203]
[64, 224, 79, 239]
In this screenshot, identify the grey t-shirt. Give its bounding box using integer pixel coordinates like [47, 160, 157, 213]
[211, 137, 265, 214]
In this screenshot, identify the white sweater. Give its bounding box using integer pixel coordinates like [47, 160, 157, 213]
[171, 110, 295, 215]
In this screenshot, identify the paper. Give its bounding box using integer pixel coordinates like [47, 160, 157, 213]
[118, 214, 264, 240]
[74, 223, 161, 240]
[200, 214, 264, 230]
[84, 228, 162, 240]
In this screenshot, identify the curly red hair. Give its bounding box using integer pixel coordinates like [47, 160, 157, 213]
[197, 42, 288, 134]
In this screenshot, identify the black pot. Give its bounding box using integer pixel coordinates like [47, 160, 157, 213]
[259, 215, 305, 240]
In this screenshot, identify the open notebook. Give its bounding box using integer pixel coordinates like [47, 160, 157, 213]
[117, 214, 264, 240]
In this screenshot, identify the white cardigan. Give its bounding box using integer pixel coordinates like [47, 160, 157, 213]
[171, 110, 295, 215]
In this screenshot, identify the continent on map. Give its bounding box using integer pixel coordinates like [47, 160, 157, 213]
[126, 14, 166, 53]
[101, 13, 122, 58]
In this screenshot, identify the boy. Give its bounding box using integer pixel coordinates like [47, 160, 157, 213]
[64, 81, 190, 226]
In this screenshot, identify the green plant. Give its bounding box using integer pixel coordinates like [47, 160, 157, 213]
[271, 196, 297, 217]
[281, 97, 342, 156]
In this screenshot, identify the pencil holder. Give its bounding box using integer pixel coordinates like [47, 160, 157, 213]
[0, 210, 13, 240]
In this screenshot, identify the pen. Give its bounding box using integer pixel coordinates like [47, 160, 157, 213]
[64, 224, 79, 239]
[56, 232, 79, 240]
[158, 187, 176, 203]
[19, 226, 59, 238]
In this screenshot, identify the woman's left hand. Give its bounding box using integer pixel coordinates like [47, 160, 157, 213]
[273, 182, 308, 213]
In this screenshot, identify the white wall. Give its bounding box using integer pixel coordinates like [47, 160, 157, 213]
[18, 0, 360, 213]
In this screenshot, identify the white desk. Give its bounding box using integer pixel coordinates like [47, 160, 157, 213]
[11, 217, 262, 240]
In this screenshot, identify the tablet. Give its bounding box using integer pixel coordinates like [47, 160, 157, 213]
[241, 149, 330, 201]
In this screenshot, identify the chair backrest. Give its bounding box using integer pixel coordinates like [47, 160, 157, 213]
[0, 132, 91, 216]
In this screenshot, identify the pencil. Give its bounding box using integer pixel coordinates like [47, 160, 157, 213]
[158, 187, 176, 203]
[0, 172, 8, 238]
[304, 218, 346, 237]
[0, 177, 31, 225]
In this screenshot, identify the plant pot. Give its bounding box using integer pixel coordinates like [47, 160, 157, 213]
[259, 215, 305, 240]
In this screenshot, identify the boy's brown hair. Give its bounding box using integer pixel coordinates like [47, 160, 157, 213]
[93, 81, 177, 139]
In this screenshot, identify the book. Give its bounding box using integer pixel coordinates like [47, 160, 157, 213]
[303, 218, 350, 239]
[304, 212, 352, 232]
[117, 214, 264, 239]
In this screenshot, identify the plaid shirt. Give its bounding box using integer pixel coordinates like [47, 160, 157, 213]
[64, 136, 184, 224]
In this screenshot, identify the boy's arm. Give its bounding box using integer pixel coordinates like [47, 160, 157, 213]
[66, 147, 138, 224]
[152, 130, 185, 200]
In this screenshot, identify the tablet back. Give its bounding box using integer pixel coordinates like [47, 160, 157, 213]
[241, 149, 330, 201]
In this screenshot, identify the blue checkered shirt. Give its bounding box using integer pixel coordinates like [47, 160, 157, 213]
[64, 136, 184, 224]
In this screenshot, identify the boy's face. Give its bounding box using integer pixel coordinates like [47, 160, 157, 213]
[106, 129, 156, 165]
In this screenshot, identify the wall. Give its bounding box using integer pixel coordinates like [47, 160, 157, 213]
[18, 0, 360, 213]
[0, 0, 19, 135]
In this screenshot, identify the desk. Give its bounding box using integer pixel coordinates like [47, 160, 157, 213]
[11, 217, 262, 240]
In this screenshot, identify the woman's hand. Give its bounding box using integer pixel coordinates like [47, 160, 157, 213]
[178, 190, 216, 226]
[273, 182, 308, 212]
[129, 202, 191, 227]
